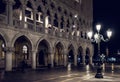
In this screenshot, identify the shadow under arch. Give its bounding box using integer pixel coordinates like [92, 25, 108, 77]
[85, 47, 90, 65]
[68, 44, 75, 65]
[13, 35, 33, 68]
[77, 46, 83, 66]
[36, 39, 51, 67]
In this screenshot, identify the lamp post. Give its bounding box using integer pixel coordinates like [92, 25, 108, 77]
[87, 24, 112, 78]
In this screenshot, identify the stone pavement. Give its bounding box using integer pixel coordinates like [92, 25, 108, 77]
[0, 65, 120, 82]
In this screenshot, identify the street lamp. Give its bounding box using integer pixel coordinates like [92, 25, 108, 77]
[87, 24, 112, 78]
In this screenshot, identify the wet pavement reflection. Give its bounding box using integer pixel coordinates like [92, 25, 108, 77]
[1, 64, 120, 82]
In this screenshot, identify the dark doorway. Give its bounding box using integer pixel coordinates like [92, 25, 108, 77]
[68, 50, 74, 64]
[38, 50, 45, 65]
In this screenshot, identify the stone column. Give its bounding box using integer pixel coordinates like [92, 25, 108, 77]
[64, 53, 67, 67]
[69, 20, 72, 35]
[32, 51, 37, 69]
[82, 55, 85, 65]
[33, 8, 37, 31]
[21, 3, 26, 28]
[74, 54, 77, 66]
[51, 14, 55, 35]
[58, 15, 61, 30]
[49, 51, 54, 68]
[43, 11, 47, 33]
[6, 0, 14, 26]
[5, 47, 14, 71]
[63, 49, 68, 67]
[89, 56, 93, 65]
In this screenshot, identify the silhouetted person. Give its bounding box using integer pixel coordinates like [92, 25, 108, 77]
[20, 60, 26, 73]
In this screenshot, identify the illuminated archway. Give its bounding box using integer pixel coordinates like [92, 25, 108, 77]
[14, 35, 32, 68]
[54, 42, 64, 66]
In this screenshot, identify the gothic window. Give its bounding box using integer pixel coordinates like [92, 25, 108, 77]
[23, 45, 27, 54]
[25, 10, 32, 18]
[53, 19, 58, 27]
[58, 6, 62, 12]
[85, 32, 87, 39]
[51, 2, 55, 9]
[23, 45, 28, 59]
[60, 22, 63, 29]
[37, 6, 43, 22]
[26, 1, 33, 9]
[66, 19, 70, 28]
[42, 0, 47, 6]
[70, 13, 73, 18]
[64, 10, 67, 16]
[13, 0, 21, 9]
[81, 31, 83, 38]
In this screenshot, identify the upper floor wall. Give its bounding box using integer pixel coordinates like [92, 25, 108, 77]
[0, 0, 93, 41]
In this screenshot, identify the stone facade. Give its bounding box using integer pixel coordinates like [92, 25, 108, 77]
[0, 0, 93, 71]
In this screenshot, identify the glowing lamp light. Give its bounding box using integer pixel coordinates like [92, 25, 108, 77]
[107, 29, 112, 38]
[96, 24, 101, 32]
[87, 31, 93, 39]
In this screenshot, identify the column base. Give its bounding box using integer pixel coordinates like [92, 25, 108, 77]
[95, 66, 103, 78]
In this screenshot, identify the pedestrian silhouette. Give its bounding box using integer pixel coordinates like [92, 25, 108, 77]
[20, 60, 26, 73]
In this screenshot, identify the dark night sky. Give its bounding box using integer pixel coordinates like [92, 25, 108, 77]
[93, 0, 120, 55]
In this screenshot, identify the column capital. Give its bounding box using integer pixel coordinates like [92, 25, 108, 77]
[31, 50, 37, 53]
[4, 47, 15, 52]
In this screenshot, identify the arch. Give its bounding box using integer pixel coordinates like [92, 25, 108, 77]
[13, 35, 32, 68]
[46, 9, 51, 16]
[54, 42, 64, 66]
[26, 0, 36, 9]
[0, 30, 9, 46]
[11, 33, 33, 48]
[26, 1, 33, 9]
[58, 6, 62, 12]
[36, 38, 52, 52]
[68, 44, 75, 52]
[68, 44, 75, 64]
[37, 5, 43, 12]
[54, 41, 65, 49]
[42, 0, 47, 6]
[13, 0, 22, 9]
[37, 39, 51, 67]
[50, 2, 55, 9]
[64, 9, 68, 16]
[77, 46, 83, 65]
